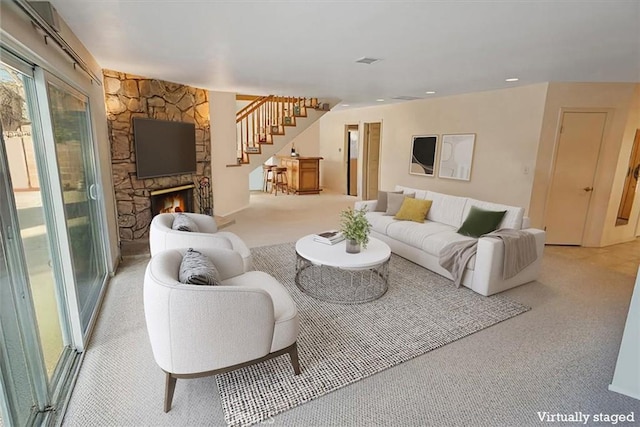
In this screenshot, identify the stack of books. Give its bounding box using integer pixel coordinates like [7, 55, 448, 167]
[313, 230, 345, 245]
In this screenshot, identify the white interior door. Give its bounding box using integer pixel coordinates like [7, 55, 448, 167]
[545, 112, 607, 245]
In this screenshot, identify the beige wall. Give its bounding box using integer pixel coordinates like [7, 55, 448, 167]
[320, 84, 548, 213]
[1, 2, 118, 269]
[318, 82, 638, 246]
[529, 82, 638, 246]
[211, 91, 250, 216]
[276, 120, 321, 158]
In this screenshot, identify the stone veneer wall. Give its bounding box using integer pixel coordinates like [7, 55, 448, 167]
[103, 69, 211, 242]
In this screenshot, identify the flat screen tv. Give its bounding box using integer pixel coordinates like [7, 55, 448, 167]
[133, 117, 197, 179]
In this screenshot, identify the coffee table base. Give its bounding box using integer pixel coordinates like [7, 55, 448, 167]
[295, 253, 389, 304]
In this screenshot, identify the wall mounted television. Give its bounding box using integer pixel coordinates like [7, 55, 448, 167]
[133, 117, 197, 179]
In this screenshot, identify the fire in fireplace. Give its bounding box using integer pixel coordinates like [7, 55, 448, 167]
[150, 184, 195, 216]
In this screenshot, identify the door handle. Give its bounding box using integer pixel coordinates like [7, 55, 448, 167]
[583, 187, 594, 192]
[89, 184, 99, 200]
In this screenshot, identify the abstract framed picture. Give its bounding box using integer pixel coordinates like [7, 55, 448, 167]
[409, 135, 438, 177]
[438, 133, 476, 181]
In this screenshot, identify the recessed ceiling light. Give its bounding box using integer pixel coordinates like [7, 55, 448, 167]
[376, 99, 385, 102]
[342, 104, 350, 107]
[505, 78, 519, 82]
[425, 91, 436, 94]
[356, 57, 381, 65]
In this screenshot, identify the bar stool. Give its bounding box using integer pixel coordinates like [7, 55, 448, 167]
[271, 167, 289, 196]
[262, 165, 276, 192]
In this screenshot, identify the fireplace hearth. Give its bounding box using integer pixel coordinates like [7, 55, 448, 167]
[150, 184, 195, 216]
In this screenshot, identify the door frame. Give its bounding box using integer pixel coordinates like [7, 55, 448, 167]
[543, 108, 613, 246]
[344, 124, 358, 196]
[362, 121, 382, 201]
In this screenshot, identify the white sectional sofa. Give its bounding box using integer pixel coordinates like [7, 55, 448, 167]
[355, 185, 545, 296]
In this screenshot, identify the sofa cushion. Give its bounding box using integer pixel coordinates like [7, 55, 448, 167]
[375, 190, 403, 212]
[424, 191, 469, 228]
[394, 185, 427, 200]
[394, 198, 433, 223]
[385, 192, 415, 216]
[172, 213, 199, 232]
[457, 206, 506, 237]
[366, 212, 399, 235]
[387, 220, 456, 251]
[179, 248, 221, 285]
[420, 231, 477, 268]
[463, 199, 524, 230]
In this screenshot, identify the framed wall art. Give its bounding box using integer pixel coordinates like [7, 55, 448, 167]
[409, 135, 438, 177]
[438, 133, 475, 181]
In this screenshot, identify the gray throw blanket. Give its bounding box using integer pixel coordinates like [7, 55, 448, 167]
[439, 229, 538, 288]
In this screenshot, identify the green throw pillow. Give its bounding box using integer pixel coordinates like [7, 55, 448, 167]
[457, 206, 506, 238]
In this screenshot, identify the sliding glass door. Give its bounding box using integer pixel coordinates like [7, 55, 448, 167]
[0, 173, 41, 427]
[1, 61, 66, 378]
[45, 75, 107, 332]
[0, 49, 108, 425]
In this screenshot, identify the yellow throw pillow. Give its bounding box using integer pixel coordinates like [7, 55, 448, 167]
[394, 198, 433, 223]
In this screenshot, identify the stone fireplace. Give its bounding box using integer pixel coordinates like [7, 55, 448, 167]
[150, 184, 195, 216]
[104, 69, 211, 243]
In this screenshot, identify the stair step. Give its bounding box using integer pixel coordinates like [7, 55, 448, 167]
[235, 95, 325, 166]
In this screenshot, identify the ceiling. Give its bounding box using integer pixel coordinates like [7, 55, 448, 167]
[47, 0, 640, 109]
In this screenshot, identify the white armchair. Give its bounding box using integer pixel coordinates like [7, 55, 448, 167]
[149, 212, 252, 271]
[143, 247, 300, 412]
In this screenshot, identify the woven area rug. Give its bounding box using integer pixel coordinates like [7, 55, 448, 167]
[217, 243, 530, 427]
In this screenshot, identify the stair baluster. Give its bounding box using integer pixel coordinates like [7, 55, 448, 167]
[233, 95, 320, 165]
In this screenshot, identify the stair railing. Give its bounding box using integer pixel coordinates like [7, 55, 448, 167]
[235, 95, 318, 164]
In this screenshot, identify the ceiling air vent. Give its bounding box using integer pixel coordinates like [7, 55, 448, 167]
[355, 57, 381, 65]
[391, 96, 422, 101]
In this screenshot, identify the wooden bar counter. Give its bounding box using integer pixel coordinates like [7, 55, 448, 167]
[277, 156, 323, 195]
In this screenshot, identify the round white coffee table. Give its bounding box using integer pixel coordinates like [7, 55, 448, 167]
[294, 235, 391, 304]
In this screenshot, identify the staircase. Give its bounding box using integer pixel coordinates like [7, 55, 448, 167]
[231, 95, 327, 166]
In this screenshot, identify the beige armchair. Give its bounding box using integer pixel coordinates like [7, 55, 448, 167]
[149, 212, 252, 271]
[143, 247, 300, 412]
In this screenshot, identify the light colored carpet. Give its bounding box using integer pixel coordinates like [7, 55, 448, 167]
[61, 192, 639, 426]
[217, 244, 529, 426]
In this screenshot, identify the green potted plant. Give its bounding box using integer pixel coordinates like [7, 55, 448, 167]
[339, 206, 372, 253]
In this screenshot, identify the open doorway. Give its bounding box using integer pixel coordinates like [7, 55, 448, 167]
[345, 125, 358, 196]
